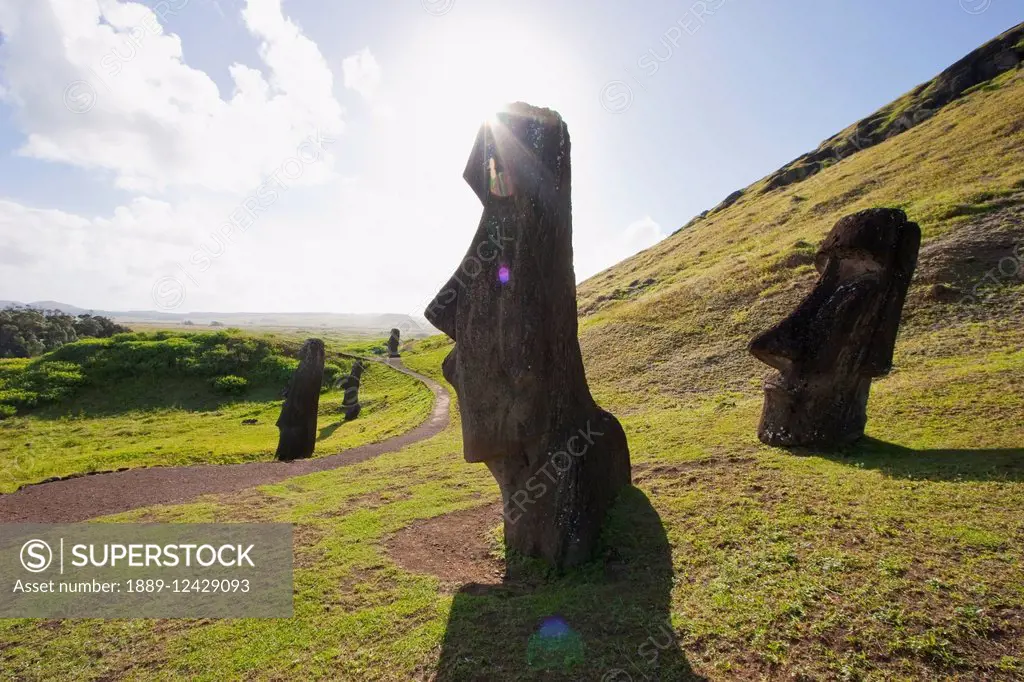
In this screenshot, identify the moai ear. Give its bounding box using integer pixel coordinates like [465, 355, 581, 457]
[463, 124, 491, 204]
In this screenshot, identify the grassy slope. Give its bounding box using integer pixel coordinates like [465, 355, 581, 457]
[0, 356, 431, 493]
[2, 57, 1024, 682]
[577, 67, 1024, 405]
[757, 22, 1023, 195]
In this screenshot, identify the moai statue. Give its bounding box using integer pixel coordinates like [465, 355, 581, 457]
[275, 338, 325, 461]
[424, 103, 631, 570]
[387, 329, 401, 358]
[338, 359, 364, 421]
[749, 208, 921, 448]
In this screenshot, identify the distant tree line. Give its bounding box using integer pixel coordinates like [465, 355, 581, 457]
[0, 307, 130, 358]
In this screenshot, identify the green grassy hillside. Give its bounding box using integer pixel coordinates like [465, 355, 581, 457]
[0, 332, 431, 492]
[578, 59, 1024, 406]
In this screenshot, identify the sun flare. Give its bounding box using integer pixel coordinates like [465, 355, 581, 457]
[404, 16, 582, 139]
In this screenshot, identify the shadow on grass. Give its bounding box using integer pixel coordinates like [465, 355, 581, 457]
[317, 420, 346, 441]
[811, 437, 1024, 482]
[30, 378, 284, 420]
[435, 487, 703, 682]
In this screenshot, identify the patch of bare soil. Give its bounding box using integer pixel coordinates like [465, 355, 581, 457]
[916, 194, 1024, 287]
[387, 503, 506, 587]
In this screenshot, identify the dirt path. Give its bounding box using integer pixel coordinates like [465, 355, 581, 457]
[0, 358, 450, 523]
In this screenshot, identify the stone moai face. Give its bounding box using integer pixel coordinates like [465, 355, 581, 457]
[423, 103, 631, 569]
[276, 338, 326, 460]
[387, 329, 401, 357]
[425, 103, 580, 462]
[749, 208, 921, 447]
[340, 360, 362, 421]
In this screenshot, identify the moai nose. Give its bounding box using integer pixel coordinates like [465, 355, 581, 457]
[749, 316, 802, 372]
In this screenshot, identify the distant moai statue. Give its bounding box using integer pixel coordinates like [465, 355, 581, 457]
[275, 338, 326, 461]
[387, 328, 401, 357]
[338, 359, 364, 421]
[749, 208, 920, 448]
[424, 103, 631, 570]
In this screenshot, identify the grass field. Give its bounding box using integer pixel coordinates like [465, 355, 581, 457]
[0, 333, 431, 493]
[0, 338, 1020, 680]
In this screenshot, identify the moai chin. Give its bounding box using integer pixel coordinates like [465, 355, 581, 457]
[749, 208, 921, 448]
[339, 359, 364, 421]
[275, 338, 325, 461]
[387, 329, 401, 358]
[424, 103, 631, 570]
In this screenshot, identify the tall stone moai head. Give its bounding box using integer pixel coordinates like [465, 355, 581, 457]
[424, 103, 580, 461]
[749, 208, 921, 448]
[424, 103, 630, 569]
[276, 338, 326, 461]
[340, 359, 363, 421]
[387, 329, 401, 357]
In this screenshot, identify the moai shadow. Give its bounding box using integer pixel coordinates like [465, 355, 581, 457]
[424, 103, 631, 571]
[435, 488, 703, 681]
[749, 208, 921, 448]
[387, 328, 401, 358]
[338, 359, 364, 421]
[275, 338, 325, 461]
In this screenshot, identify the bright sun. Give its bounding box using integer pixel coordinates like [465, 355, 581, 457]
[380, 14, 590, 199]
[406, 16, 578, 135]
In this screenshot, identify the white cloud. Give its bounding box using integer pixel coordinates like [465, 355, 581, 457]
[621, 215, 667, 254]
[0, 195, 222, 290]
[0, 177, 471, 314]
[0, 0, 345, 194]
[575, 216, 667, 281]
[342, 47, 382, 102]
[0, 2, 614, 314]
[0, 3, 428, 313]
[0, 198, 161, 304]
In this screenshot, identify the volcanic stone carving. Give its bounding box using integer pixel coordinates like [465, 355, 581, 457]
[749, 208, 921, 448]
[338, 359, 364, 421]
[275, 338, 325, 461]
[387, 329, 401, 357]
[424, 103, 631, 570]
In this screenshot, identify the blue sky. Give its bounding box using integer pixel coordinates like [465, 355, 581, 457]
[0, 0, 1020, 314]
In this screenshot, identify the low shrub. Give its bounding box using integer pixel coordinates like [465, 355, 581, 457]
[0, 388, 39, 409]
[211, 375, 248, 395]
[0, 331, 302, 413]
[250, 354, 297, 385]
[323, 362, 344, 386]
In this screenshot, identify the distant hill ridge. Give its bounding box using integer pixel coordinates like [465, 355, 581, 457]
[577, 19, 1024, 400]
[692, 21, 1024, 221]
[0, 300, 433, 335]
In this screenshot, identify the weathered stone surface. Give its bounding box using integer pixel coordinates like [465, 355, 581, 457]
[749, 208, 921, 448]
[275, 338, 325, 461]
[338, 359, 364, 421]
[424, 102, 631, 570]
[387, 329, 401, 357]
